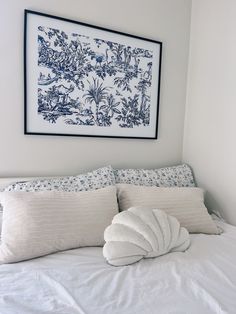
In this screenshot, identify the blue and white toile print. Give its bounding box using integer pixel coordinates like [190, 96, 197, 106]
[25, 11, 162, 138]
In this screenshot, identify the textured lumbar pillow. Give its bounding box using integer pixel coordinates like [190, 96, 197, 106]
[117, 185, 220, 234]
[0, 166, 116, 241]
[103, 207, 190, 266]
[0, 186, 118, 264]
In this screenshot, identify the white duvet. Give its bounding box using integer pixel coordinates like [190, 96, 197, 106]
[0, 219, 236, 314]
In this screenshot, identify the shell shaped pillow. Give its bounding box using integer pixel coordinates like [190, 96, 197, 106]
[103, 207, 190, 266]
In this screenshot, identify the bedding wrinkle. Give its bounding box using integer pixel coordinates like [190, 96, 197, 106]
[207, 261, 236, 290]
[0, 297, 54, 314]
[0, 270, 77, 314]
[38, 272, 87, 314]
[188, 279, 227, 314]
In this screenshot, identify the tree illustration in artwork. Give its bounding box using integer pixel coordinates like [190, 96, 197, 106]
[37, 25, 154, 129]
[84, 78, 110, 126]
[99, 94, 121, 126]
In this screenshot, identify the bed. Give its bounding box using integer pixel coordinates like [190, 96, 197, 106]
[0, 175, 236, 314]
[0, 219, 236, 314]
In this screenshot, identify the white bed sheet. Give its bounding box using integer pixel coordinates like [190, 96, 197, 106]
[0, 220, 236, 314]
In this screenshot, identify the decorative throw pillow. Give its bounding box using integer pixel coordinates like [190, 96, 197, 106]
[4, 165, 115, 192]
[103, 207, 190, 266]
[0, 186, 118, 264]
[0, 166, 116, 241]
[114, 164, 195, 187]
[117, 184, 220, 234]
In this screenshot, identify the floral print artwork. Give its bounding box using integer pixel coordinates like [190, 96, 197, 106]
[38, 26, 154, 129]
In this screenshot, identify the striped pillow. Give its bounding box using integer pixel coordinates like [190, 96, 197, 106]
[117, 184, 220, 234]
[0, 166, 116, 242]
[0, 186, 118, 264]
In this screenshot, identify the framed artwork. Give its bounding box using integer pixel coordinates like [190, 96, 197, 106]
[24, 10, 162, 139]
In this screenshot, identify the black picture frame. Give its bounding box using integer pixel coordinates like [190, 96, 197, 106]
[24, 9, 162, 139]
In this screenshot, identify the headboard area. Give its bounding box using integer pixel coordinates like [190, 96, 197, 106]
[0, 164, 196, 191]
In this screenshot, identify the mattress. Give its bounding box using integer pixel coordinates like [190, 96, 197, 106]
[0, 219, 236, 314]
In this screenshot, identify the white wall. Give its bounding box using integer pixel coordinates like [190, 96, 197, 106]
[0, 0, 191, 176]
[183, 0, 236, 224]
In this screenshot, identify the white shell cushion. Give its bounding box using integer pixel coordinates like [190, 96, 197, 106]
[117, 185, 220, 234]
[103, 207, 190, 266]
[0, 186, 118, 264]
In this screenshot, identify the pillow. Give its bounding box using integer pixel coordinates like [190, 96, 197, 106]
[0, 186, 118, 264]
[4, 165, 115, 192]
[114, 164, 195, 187]
[0, 166, 115, 240]
[117, 184, 220, 234]
[103, 207, 190, 266]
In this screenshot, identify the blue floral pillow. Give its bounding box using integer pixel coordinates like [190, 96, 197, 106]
[114, 164, 195, 187]
[4, 166, 115, 192]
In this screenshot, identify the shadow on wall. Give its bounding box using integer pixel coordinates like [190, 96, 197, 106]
[205, 191, 225, 220]
[186, 166, 225, 220]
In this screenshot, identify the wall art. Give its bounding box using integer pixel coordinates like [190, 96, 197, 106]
[24, 10, 162, 139]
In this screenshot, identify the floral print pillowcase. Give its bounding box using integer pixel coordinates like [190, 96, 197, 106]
[4, 165, 116, 192]
[114, 164, 195, 187]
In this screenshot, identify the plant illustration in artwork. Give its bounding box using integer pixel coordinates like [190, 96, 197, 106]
[37, 26, 154, 128]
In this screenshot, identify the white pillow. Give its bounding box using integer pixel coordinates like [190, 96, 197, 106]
[0, 186, 118, 264]
[117, 184, 220, 234]
[0, 166, 116, 242]
[103, 207, 190, 266]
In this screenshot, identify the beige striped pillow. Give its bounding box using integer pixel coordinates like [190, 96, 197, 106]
[117, 184, 220, 234]
[0, 186, 118, 264]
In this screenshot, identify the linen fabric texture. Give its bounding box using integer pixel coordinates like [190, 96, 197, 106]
[0, 166, 116, 240]
[0, 186, 118, 264]
[117, 184, 220, 234]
